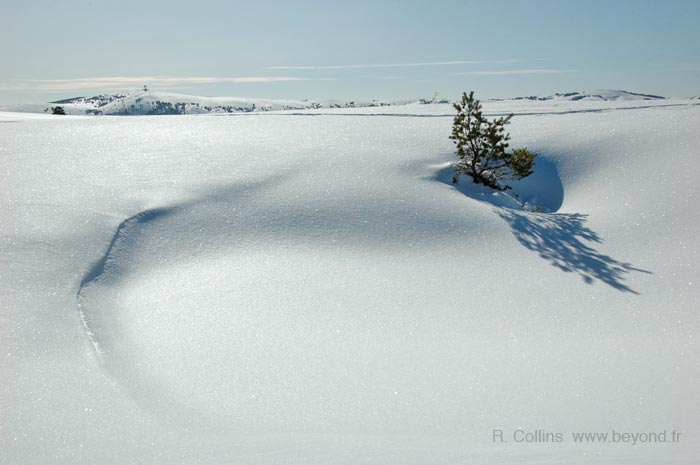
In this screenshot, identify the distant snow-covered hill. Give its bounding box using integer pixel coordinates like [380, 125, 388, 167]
[507, 89, 665, 102]
[1, 91, 405, 116]
[2, 89, 679, 116]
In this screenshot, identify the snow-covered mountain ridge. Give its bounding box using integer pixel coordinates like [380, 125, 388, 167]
[1, 89, 683, 116]
[2, 91, 407, 116]
[504, 89, 666, 102]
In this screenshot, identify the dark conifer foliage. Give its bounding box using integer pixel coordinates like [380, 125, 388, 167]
[450, 91, 536, 190]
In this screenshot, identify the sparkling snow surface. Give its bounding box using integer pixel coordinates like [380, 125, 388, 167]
[2, 100, 699, 464]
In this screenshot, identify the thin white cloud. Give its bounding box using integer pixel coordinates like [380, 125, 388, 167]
[0, 76, 317, 92]
[452, 68, 576, 76]
[267, 60, 516, 70]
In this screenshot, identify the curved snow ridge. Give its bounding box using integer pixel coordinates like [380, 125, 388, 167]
[77, 207, 176, 356]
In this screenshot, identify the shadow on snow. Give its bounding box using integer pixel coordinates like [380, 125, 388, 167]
[434, 159, 650, 293]
[496, 209, 651, 294]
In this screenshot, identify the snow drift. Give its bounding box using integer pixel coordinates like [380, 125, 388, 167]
[1, 97, 699, 464]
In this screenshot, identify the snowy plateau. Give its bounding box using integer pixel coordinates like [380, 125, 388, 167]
[1, 92, 699, 465]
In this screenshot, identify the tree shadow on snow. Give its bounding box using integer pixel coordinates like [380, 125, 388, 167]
[433, 157, 650, 293]
[495, 208, 651, 294]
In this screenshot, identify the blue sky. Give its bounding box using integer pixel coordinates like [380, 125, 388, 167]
[1, 0, 698, 104]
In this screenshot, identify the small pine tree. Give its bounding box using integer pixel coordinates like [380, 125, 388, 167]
[51, 106, 66, 115]
[450, 91, 536, 190]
